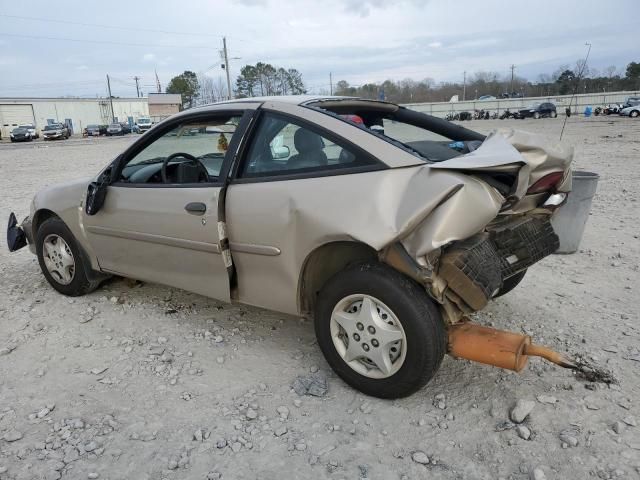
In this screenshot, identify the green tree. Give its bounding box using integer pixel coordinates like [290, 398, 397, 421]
[236, 63, 306, 97]
[555, 69, 576, 95]
[166, 71, 200, 108]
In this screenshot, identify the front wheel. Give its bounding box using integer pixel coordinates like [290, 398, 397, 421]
[631, 110, 639, 118]
[36, 217, 102, 296]
[315, 262, 446, 399]
[533, 112, 541, 119]
[550, 110, 557, 118]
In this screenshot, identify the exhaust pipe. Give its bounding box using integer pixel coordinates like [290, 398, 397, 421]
[447, 322, 576, 372]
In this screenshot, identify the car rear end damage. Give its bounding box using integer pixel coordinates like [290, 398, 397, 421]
[377, 126, 584, 376]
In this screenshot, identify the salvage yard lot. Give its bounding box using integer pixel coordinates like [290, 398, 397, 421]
[0, 117, 638, 479]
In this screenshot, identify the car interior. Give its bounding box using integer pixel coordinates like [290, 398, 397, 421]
[118, 117, 240, 184]
[307, 100, 485, 162]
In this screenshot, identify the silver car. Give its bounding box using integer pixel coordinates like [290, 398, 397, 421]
[8, 96, 574, 398]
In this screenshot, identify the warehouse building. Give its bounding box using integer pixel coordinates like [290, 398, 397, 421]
[0, 97, 149, 138]
[148, 93, 182, 123]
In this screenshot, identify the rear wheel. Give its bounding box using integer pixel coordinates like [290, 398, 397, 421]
[315, 262, 446, 398]
[533, 112, 541, 119]
[493, 269, 527, 298]
[36, 217, 101, 296]
[550, 110, 557, 118]
[631, 110, 639, 118]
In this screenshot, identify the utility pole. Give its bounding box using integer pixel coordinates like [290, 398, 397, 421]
[510, 64, 516, 96]
[330, 72, 333, 95]
[106, 74, 115, 122]
[133, 76, 141, 98]
[462, 71, 466, 101]
[155, 69, 161, 93]
[222, 37, 232, 100]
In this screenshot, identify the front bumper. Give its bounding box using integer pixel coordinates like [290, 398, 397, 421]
[44, 134, 63, 139]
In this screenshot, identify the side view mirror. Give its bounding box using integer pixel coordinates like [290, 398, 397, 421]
[85, 167, 112, 216]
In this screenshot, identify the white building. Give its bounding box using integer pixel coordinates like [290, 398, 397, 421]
[0, 97, 149, 138]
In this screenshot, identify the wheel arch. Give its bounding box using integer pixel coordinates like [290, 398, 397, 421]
[32, 208, 60, 237]
[298, 241, 378, 315]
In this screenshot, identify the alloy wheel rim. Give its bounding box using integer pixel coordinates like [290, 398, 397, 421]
[42, 234, 75, 285]
[330, 294, 407, 379]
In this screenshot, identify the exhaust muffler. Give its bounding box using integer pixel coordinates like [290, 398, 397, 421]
[447, 322, 576, 372]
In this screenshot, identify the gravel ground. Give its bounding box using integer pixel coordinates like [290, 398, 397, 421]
[0, 117, 639, 480]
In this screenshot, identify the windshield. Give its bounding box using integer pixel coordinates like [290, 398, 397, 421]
[44, 125, 60, 131]
[109, 123, 120, 128]
[138, 119, 151, 124]
[87, 125, 99, 129]
[12, 128, 26, 133]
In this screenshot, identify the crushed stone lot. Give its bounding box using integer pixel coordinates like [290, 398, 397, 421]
[0, 117, 639, 479]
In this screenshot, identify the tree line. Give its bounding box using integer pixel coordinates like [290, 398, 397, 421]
[165, 59, 639, 108]
[166, 62, 306, 108]
[334, 61, 640, 104]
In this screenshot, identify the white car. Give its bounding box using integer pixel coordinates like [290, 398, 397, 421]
[620, 105, 640, 118]
[19, 124, 39, 139]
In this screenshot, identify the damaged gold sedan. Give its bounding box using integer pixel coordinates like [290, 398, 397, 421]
[7, 96, 576, 398]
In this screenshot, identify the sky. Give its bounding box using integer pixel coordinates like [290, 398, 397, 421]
[0, 0, 638, 98]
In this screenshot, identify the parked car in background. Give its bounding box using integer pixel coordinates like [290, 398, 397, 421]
[86, 125, 106, 136]
[620, 104, 640, 118]
[136, 117, 153, 133]
[107, 123, 124, 136]
[10, 126, 33, 142]
[621, 96, 640, 109]
[518, 102, 557, 119]
[19, 124, 39, 139]
[119, 123, 132, 134]
[42, 123, 70, 140]
[478, 95, 496, 101]
[7, 96, 574, 398]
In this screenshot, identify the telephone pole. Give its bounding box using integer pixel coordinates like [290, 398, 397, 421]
[330, 72, 333, 95]
[106, 74, 115, 122]
[462, 71, 466, 101]
[155, 69, 161, 93]
[133, 76, 141, 97]
[510, 64, 516, 96]
[222, 37, 232, 100]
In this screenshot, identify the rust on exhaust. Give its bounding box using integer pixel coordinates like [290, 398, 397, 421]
[447, 322, 576, 372]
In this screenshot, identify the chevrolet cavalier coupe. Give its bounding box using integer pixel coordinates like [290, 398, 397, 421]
[8, 96, 573, 398]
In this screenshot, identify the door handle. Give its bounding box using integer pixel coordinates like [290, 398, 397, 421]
[185, 202, 207, 215]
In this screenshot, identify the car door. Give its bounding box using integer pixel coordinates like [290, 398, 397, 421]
[225, 107, 383, 315]
[83, 108, 253, 301]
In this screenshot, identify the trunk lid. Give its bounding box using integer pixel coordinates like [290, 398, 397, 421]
[429, 128, 573, 210]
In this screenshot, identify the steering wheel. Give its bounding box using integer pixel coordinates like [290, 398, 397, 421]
[161, 152, 209, 183]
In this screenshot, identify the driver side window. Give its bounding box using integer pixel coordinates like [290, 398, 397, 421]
[119, 115, 242, 185]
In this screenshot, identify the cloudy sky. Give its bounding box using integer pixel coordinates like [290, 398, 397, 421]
[0, 0, 637, 98]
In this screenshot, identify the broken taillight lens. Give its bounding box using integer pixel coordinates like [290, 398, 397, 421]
[526, 171, 564, 194]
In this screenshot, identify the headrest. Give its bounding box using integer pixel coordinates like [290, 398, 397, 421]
[294, 128, 324, 153]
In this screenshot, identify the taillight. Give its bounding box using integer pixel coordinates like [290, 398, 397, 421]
[527, 172, 564, 194]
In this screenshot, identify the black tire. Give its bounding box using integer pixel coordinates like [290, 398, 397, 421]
[493, 269, 527, 298]
[533, 112, 541, 119]
[36, 217, 101, 296]
[315, 262, 447, 399]
[631, 110, 639, 118]
[550, 110, 557, 118]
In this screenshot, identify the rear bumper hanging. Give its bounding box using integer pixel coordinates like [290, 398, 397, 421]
[437, 216, 559, 313]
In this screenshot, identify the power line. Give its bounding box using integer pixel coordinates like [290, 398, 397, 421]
[0, 32, 214, 49]
[0, 14, 224, 38]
